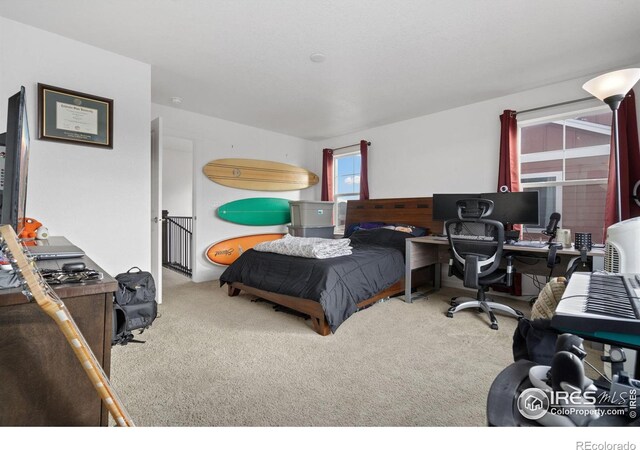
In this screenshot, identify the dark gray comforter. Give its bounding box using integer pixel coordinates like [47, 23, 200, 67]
[219, 231, 408, 332]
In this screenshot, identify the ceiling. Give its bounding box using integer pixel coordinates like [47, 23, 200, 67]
[2, 0, 640, 141]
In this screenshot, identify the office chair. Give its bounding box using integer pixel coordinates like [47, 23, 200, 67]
[445, 199, 524, 330]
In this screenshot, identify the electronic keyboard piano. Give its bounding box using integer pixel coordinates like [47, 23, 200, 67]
[552, 272, 640, 336]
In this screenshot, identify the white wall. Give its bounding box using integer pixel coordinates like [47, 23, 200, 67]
[317, 72, 640, 198]
[151, 103, 317, 282]
[162, 137, 193, 217]
[0, 17, 151, 276]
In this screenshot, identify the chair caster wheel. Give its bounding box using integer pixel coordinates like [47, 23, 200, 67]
[516, 310, 525, 318]
[446, 311, 454, 318]
[490, 323, 499, 330]
[450, 300, 458, 307]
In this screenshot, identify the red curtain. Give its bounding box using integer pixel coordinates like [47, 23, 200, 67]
[604, 89, 640, 238]
[359, 140, 370, 200]
[321, 148, 334, 201]
[495, 110, 522, 295]
[497, 110, 520, 193]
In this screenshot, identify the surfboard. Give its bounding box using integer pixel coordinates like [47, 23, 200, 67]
[203, 158, 319, 191]
[205, 233, 285, 266]
[217, 198, 291, 225]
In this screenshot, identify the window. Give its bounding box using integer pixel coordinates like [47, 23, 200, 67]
[519, 109, 611, 242]
[333, 152, 361, 228]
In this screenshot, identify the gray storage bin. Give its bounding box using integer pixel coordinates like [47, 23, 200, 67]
[288, 225, 335, 238]
[289, 201, 334, 227]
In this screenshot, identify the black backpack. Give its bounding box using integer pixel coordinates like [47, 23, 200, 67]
[112, 267, 158, 345]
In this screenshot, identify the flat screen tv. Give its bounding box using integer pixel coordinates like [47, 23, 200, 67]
[0, 86, 30, 234]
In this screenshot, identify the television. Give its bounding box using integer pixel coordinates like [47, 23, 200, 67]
[0, 86, 30, 234]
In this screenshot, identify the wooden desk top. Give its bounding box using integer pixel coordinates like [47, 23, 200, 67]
[409, 235, 605, 257]
[0, 237, 117, 307]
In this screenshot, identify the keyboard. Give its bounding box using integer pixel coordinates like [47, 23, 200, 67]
[451, 234, 494, 241]
[510, 240, 547, 248]
[552, 272, 640, 335]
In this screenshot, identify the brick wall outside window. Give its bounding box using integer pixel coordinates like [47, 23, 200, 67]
[520, 111, 611, 243]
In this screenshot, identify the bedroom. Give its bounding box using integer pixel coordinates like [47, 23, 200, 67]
[0, 0, 639, 446]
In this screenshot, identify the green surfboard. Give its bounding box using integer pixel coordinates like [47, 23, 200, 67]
[217, 197, 291, 226]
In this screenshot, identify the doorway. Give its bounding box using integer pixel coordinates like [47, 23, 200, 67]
[161, 136, 194, 278]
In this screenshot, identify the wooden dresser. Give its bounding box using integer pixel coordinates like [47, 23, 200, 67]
[0, 239, 117, 426]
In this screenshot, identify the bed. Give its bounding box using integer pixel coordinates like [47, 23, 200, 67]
[219, 197, 443, 335]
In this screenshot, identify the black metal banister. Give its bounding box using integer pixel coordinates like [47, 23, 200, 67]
[166, 217, 191, 233]
[162, 210, 193, 278]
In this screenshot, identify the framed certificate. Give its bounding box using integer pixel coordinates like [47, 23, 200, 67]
[38, 83, 113, 148]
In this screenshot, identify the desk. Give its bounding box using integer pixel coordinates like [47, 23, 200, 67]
[0, 238, 117, 426]
[404, 236, 604, 303]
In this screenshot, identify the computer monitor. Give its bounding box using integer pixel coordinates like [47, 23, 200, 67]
[433, 191, 539, 226]
[480, 191, 539, 226]
[0, 86, 30, 234]
[432, 193, 481, 220]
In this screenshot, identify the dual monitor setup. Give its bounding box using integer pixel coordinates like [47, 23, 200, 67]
[433, 191, 540, 227]
[432, 191, 557, 246]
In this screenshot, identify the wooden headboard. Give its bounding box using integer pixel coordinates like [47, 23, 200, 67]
[344, 197, 443, 234]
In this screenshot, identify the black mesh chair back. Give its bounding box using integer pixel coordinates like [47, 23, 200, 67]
[445, 218, 505, 289]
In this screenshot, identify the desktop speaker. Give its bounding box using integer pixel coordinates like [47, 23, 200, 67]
[557, 229, 571, 247]
[574, 232, 592, 252]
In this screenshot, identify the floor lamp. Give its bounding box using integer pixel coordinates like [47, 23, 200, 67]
[582, 68, 640, 223]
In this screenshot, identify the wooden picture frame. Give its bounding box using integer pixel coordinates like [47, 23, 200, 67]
[37, 83, 113, 149]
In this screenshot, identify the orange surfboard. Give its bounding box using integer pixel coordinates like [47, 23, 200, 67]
[205, 233, 285, 266]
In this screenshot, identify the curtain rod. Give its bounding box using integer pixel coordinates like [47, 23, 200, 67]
[515, 96, 595, 116]
[332, 141, 371, 151]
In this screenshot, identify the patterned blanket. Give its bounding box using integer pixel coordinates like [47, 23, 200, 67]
[253, 234, 352, 259]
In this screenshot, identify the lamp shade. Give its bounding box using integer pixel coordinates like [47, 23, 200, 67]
[582, 68, 640, 102]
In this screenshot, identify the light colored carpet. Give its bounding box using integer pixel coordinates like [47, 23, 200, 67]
[110, 269, 530, 427]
